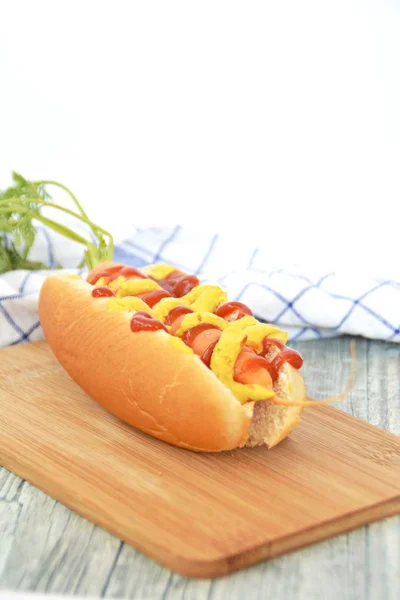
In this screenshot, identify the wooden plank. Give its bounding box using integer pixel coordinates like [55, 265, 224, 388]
[0, 337, 399, 598]
[0, 339, 399, 580]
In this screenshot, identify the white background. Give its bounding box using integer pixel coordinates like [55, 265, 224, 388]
[1, 0, 399, 277]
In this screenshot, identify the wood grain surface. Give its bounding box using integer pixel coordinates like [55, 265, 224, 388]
[0, 339, 399, 583]
[0, 336, 399, 600]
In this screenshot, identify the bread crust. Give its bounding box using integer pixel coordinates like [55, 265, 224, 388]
[38, 273, 306, 452]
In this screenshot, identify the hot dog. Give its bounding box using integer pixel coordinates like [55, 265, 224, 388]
[38, 261, 331, 452]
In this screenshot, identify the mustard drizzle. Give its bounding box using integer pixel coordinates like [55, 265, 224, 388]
[92, 264, 288, 404]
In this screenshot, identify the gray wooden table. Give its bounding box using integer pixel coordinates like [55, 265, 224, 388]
[1, 337, 399, 600]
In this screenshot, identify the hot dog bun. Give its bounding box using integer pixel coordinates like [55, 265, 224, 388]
[38, 273, 306, 452]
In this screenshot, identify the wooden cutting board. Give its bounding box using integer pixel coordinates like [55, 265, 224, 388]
[1, 341, 400, 579]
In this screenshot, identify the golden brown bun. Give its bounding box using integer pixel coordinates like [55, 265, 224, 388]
[38, 274, 306, 452]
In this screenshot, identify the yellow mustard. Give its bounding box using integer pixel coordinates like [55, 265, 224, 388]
[191, 286, 228, 313]
[92, 265, 289, 404]
[152, 298, 184, 321]
[152, 285, 227, 322]
[177, 284, 213, 304]
[243, 324, 288, 352]
[108, 276, 127, 292]
[95, 276, 110, 286]
[226, 315, 259, 329]
[210, 328, 275, 404]
[175, 312, 228, 336]
[167, 335, 194, 354]
[116, 279, 160, 298]
[140, 263, 177, 280]
[106, 297, 154, 316]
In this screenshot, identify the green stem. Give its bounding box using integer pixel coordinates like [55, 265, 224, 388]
[34, 214, 91, 246]
[34, 180, 103, 245]
[0, 196, 113, 242]
[0, 205, 29, 214]
[35, 180, 89, 219]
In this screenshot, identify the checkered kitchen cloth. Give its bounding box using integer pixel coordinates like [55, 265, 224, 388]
[1, 225, 399, 347]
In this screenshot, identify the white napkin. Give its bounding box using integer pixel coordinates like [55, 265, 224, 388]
[1, 225, 399, 347]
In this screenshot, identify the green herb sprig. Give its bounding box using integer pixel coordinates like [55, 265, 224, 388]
[0, 172, 114, 274]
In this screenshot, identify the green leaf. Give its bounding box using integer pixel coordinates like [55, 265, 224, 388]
[0, 242, 13, 274]
[0, 217, 14, 233]
[17, 215, 37, 259]
[19, 217, 36, 247]
[11, 255, 49, 272]
[0, 171, 114, 273]
[13, 228, 21, 249]
[12, 172, 28, 187]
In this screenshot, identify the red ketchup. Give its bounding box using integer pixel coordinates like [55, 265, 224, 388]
[262, 338, 286, 354]
[233, 338, 303, 383]
[157, 271, 200, 298]
[200, 340, 219, 368]
[130, 312, 168, 333]
[87, 264, 123, 284]
[91, 286, 115, 298]
[174, 275, 200, 297]
[164, 306, 193, 327]
[269, 350, 304, 380]
[182, 323, 219, 347]
[88, 264, 147, 285]
[118, 266, 148, 280]
[181, 324, 221, 368]
[139, 289, 171, 308]
[232, 347, 270, 381]
[261, 338, 303, 381]
[215, 301, 253, 321]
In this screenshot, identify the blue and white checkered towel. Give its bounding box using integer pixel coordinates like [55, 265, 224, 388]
[1, 225, 399, 347]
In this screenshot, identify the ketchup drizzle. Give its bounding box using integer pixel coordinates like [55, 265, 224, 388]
[91, 286, 114, 298]
[140, 289, 171, 308]
[88, 264, 147, 285]
[156, 271, 200, 298]
[215, 301, 253, 320]
[130, 312, 168, 333]
[90, 263, 304, 382]
[164, 306, 193, 326]
[182, 323, 219, 347]
[200, 340, 219, 368]
[260, 338, 303, 381]
[269, 349, 304, 380]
